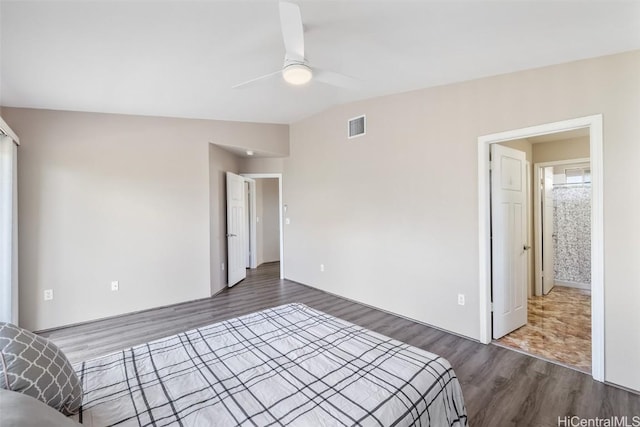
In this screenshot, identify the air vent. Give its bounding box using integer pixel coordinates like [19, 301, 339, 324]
[348, 115, 366, 139]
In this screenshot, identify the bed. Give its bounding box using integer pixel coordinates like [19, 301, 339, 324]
[72, 303, 468, 426]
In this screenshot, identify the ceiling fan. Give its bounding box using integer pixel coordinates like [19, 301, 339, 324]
[232, 1, 359, 89]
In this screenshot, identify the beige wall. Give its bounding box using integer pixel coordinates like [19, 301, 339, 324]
[209, 144, 240, 295]
[240, 157, 285, 174]
[533, 136, 590, 163]
[2, 107, 287, 331]
[284, 50, 640, 391]
[3, 51, 639, 392]
[214, 140, 288, 159]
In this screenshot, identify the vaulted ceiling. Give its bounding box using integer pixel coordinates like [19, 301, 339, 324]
[2, 1, 639, 124]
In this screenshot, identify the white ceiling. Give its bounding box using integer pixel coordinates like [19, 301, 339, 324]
[1, 1, 639, 124]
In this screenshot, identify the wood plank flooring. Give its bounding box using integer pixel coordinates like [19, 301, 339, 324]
[39, 262, 639, 427]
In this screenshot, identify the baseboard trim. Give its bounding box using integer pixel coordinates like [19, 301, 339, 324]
[604, 381, 640, 396]
[34, 290, 225, 335]
[555, 280, 591, 290]
[284, 277, 479, 344]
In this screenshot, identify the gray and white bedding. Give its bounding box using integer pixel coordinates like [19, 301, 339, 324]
[73, 303, 467, 426]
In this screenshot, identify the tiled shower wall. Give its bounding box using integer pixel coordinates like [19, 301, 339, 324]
[553, 185, 591, 285]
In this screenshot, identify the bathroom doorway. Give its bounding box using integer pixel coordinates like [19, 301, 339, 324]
[495, 130, 592, 373]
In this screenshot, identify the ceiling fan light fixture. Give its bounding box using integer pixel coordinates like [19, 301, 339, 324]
[282, 63, 312, 85]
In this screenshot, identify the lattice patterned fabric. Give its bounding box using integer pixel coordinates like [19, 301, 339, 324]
[73, 303, 468, 426]
[0, 322, 82, 415]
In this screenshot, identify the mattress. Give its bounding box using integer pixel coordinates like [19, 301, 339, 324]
[72, 303, 468, 426]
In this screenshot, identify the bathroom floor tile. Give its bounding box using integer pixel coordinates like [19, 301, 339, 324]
[496, 286, 591, 373]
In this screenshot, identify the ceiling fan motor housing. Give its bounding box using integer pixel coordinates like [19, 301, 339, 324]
[282, 63, 313, 85]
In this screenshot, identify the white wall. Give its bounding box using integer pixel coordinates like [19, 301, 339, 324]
[283, 50, 640, 392]
[2, 107, 288, 331]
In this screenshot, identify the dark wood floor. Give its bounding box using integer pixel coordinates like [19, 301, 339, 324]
[41, 262, 639, 427]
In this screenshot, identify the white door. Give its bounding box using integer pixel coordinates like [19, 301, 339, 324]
[226, 172, 247, 287]
[542, 167, 555, 294]
[491, 144, 528, 339]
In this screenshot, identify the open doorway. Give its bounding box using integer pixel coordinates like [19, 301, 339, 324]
[225, 172, 284, 287]
[492, 132, 592, 373]
[246, 177, 281, 268]
[242, 173, 284, 280]
[477, 115, 604, 381]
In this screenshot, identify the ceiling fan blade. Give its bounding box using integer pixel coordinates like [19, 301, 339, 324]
[279, 1, 305, 62]
[232, 70, 282, 89]
[314, 69, 362, 89]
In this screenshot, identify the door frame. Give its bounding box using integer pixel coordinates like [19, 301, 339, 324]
[241, 173, 284, 280]
[244, 178, 256, 269]
[477, 114, 604, 382]
[533, 158, 590, 296]
[526, 161, 532, 298]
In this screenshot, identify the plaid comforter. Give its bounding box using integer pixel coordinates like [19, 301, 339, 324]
[72, 303, 468, 426]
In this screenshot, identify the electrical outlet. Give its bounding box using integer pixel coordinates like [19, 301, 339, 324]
[458, 294, 465, 306]
[285, 218, 291, 225]
[43, 289, 53, 301]
[111, 281, 119, 291]
[320, 264, 325, 272]
[221, 263, 225, 271]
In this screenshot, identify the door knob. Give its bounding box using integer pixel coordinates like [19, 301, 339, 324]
[523, 245, 531, 251]
[227, 233, 237, 237]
